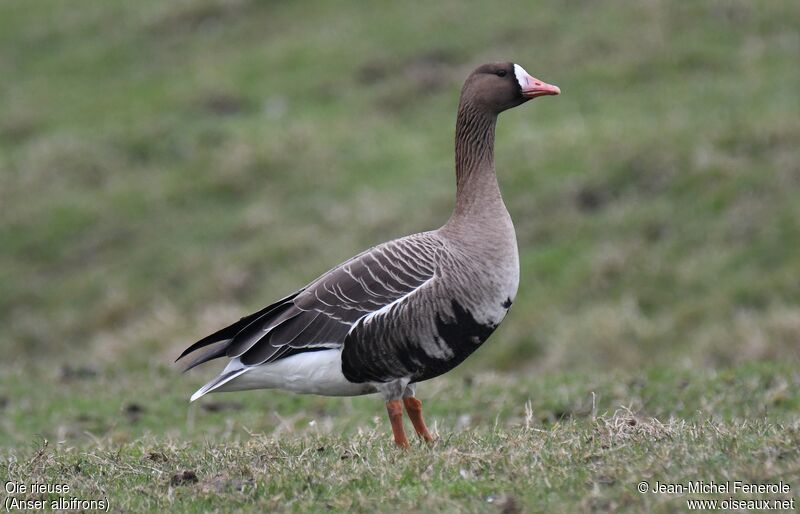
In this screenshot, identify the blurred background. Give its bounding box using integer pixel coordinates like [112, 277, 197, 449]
[1, 0, 798, 444]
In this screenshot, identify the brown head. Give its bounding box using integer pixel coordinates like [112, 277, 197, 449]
[460, 62, 560, 113]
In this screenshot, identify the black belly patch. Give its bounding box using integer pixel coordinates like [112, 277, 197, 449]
[412, 299, 496, 382]
[501, 297, 513, 309]
[341, 299, 498, 384]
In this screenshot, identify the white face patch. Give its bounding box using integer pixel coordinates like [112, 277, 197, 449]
[513, 63, 530, 89]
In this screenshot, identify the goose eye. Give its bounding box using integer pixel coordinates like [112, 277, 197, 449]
[496, 70, 507, 77]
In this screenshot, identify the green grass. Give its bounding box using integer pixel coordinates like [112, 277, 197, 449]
[2, 362, 799, 513]
[2, 0, 799, 370]
[1, 0, 799, 511]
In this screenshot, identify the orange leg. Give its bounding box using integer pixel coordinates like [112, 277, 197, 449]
[403, 397, 435, 443]
[386, 400, 410, 448]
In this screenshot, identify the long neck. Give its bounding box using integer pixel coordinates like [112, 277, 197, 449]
[448, 99, 504, 221]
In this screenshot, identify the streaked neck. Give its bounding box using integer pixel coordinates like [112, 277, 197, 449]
[449, 100, 503, 221]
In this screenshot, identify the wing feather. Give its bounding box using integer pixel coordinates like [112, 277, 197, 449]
[177, 233, 442, 370]
[175, 291, 301, 362]
[224, 303, 301, 358]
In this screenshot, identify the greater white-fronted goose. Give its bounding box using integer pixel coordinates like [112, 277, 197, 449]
[178, 62, 560, 447]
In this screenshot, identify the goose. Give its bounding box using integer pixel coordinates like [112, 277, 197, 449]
[177, 62, 560, 447]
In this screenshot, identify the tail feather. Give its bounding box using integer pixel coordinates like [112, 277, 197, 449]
[176, 309, 269, 362]
[181, 341, 229, 373]
[176, 290, 302, 363]
[189, 368, 249, 402]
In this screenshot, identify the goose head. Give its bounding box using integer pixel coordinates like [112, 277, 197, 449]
[461, 62, 560, 113]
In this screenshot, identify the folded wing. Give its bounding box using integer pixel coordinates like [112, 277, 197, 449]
[176, 233, 442, 371]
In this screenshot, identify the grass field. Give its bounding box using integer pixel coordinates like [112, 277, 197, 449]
[2, 362, 799, 512]
[1, 0, 799, 512]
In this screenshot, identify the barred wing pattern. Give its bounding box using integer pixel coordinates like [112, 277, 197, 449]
[177, 232, 443, 373]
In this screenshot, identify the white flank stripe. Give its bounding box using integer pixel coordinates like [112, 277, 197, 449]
[355, 276, 433, 330]
[190, 368, 249, 402]
[209, 350, 375, 397]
